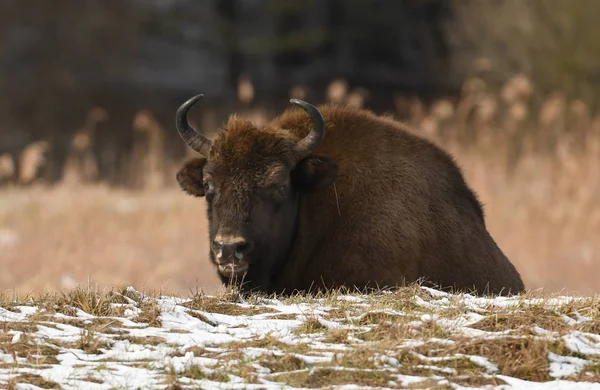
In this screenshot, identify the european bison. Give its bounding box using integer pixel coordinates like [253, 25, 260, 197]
[175, 94, 525, 296]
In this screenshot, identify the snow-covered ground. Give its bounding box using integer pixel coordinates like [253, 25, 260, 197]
[1, 286, 599, 389]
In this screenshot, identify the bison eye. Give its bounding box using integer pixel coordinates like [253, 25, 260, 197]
[266, 184, 289, 202]
[203, 180, 214, 193]
[277, 185, 288, 197]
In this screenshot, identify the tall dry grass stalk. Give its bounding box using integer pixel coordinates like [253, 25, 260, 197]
[131, 109, 167, 190]
[0, 74, 598, 295]
[0, 185, 216, 295]
[17, 141, 51, 185]
[0, 154, 15, 184]
[61, 107, 109, 187]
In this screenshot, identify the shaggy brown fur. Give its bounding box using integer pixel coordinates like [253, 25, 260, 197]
[177, 104, 525, 296]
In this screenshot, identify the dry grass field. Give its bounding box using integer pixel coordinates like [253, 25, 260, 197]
[1, 285, 599, 389]
[0, 185, 219, 296]
[1, 75, 599, 297]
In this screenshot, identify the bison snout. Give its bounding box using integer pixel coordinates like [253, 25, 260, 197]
[212, 236, 253, 262]
[217, 261, 249, 278]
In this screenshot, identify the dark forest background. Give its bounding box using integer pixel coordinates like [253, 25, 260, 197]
[2, 0, 599, 187]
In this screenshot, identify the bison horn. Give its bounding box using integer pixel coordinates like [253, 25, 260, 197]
[289, 99, 325, 160]
[175, 93, 212, 156]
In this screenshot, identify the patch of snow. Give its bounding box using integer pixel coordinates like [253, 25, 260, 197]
[466, 354, 499, 374]
[2, 286, 600, 389]
[415, 364, 456, 375]
[548, 351, 590, 378]
[0, 307, 27, 321]
[420, 286, 450, 298]
[497, 375, 600, 389]
[563, 314, 580, 326]
[0, 353, 16, 363]
[532, 325, 556, 337]
[563, 331, 600, 356]
[337, 295, 365, 302]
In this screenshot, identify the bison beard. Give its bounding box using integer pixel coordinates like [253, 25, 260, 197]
[175, 94, 526, 297]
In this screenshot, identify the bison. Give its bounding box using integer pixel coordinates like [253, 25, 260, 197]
[175, 94, 525, 296]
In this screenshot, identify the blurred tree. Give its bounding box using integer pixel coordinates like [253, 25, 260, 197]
[215, 0, 244, 92]
[0, 0, 146, 181]
[12, 0, 586, 186]
[446, 0, 600, 104]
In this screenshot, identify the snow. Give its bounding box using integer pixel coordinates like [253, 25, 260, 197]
[563, 331, 600, 356]
[548, 352, 590, 378]
[497, 376, 600, 389]
[1, 286, 599, 389]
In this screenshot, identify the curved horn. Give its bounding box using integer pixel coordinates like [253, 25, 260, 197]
[289, 99, 325, 160]
[175, 93, 212, 156]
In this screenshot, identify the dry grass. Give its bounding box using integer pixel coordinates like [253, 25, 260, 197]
[416, 337, 558, 381]
[323, 328, 352, 344]
[294, 316, 328, 335]
[221, 334, 310, 355]
[1, 285, 600, 388]
[167, 363, 230, 382]
[0, 185, 218, 296]
[7, 374, 61, 389]
[44, 286, 127, 317]
[0, 75, 599, 297]
[261, 354, 307, 373]
[183, 293, 277, 316]
[0, 333, 61, 365]
[274, 368, 396, 389]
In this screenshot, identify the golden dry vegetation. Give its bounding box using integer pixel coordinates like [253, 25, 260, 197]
[0, 75, 599, 296]
[1, 285, 599, 388]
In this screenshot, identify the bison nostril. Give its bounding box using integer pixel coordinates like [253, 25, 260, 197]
[234, 241, 252, 259]
[213, 237, 253, 260]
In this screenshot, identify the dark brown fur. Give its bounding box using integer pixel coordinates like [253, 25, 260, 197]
[177, 105, 525, 296]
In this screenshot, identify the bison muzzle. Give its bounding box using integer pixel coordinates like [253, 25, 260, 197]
[175, 93, 526, 297]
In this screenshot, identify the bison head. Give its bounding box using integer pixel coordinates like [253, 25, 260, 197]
[175, 94, 338, 291]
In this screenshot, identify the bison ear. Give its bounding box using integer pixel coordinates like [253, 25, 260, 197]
[293, 155, 338, 192]
[176, 158, 207, 197]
